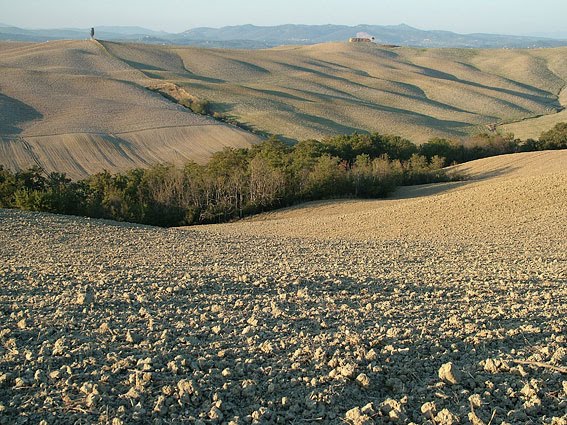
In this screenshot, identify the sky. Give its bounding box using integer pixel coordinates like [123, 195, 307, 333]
[1, 0, 566, 37]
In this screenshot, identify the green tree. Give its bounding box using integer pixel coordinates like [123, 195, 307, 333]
[0, 166, 16, 208]
[380, 135, 418, 161]
[39, 172, 85, 214]
[15, 166, 46, 191]
[419, 138, 464, 164]
[304, 155, 347, 199]
[539, 122, 567, 149]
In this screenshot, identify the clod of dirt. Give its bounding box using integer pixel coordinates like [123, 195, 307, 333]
[435, 408, 460, 425]
[345, 406, 374, 425]
[439, 362, 461, 385]
[356, 373, 371, 388]
[76, 285, 95, 305]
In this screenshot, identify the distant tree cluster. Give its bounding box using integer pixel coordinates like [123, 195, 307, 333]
[538, 122, 567, 150]
[418, 123, 567, 164]
[148, 85, 212, 116]
[0, 135, 454, 227]
[179, 98, 211, 115]
[2, 123, 564, 227]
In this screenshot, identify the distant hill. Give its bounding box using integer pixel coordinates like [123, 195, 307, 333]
[1, 39, 566, 179]
[1, 23, 566, 48]
[178, 24, 567, 48]
[94, 26, 168, 36]
[98, 40, 567, 143]
[0, 40, 261, 179]
[0, 25, 168, 43]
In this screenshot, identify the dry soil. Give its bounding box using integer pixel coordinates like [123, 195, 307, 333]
[0, 151, 565, 424]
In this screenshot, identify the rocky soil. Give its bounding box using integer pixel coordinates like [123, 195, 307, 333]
[0, 207, 565, 424]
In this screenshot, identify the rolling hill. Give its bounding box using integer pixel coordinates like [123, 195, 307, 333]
[3, 150, 565, 424]
[103, 40, 567, 142]
[0, 40, 261, 179]
[1, 40, 566, 178]
[197, 150, 567, 245]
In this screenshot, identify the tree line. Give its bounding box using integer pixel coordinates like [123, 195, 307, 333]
[419, 123, 567, 165]
[1, 123, 565, 228]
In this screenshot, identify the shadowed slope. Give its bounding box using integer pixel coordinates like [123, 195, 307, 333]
[0, 40, 261, 179]
[502, 86, 567, 139]
[0, 93, 42, 134]
[100, 42, 567, 142]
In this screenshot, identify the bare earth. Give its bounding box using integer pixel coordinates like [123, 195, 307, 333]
[0, 151, 565, 424]
[105, 41, 567, 143]
[2, 40, 567, 178]
[0, 40, 261, 179]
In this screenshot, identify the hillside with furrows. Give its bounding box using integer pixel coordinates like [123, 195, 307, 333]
[1, 40, 566, 178]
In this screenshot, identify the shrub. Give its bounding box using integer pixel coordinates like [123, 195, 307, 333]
[0, 133, 466, 227]
[349, 154, 399, 197]
[539, 122, 567, 150]
[419, 138, 463, 164]
[189, 99, 210, 115]
[0, 166, 16, 208]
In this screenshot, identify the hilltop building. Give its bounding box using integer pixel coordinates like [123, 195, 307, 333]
[349, 35, 375, 43]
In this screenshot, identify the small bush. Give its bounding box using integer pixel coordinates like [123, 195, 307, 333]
[539, 122, 567, 150]
[188, 99, 210, 115]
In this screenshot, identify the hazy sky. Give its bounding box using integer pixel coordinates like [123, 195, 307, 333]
[1, 0, 566, 36]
